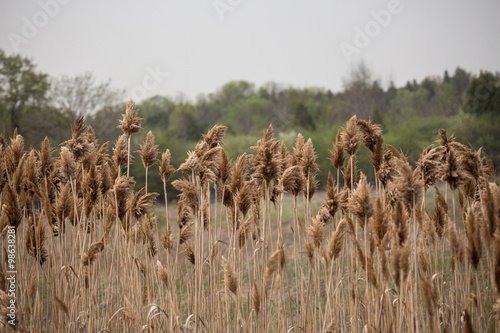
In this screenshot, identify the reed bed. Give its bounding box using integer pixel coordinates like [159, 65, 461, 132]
[0, 101, 499, 332]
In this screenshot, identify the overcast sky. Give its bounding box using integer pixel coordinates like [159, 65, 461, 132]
[1, 0, 499, 102]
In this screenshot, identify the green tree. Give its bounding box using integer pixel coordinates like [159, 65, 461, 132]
[168, 103, 202, 141]
[452, 66, 471, 101]
[216, 80, 254, 105]
[0, 49, 50, 136]
[464, 70, 500, 115]
[291, 100, 315, 131]
[138, 95, 175, 130]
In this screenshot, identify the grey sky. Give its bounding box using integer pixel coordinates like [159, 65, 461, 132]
[1, 0, 499, 102]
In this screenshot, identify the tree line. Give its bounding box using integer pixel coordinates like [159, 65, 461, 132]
[1, 49, 499, 198]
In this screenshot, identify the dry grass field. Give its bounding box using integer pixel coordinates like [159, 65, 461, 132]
[0, 99, 499, 332]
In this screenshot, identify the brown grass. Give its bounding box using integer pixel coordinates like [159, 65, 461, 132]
[0, 103, 499, 332]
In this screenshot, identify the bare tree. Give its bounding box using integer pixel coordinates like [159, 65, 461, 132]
[50, 72, 121, 120]
[342, 61, 386, 119]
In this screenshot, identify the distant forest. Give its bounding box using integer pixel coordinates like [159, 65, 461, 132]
[1, 49, 499, 197]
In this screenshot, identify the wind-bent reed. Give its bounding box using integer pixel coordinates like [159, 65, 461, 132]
[0, 102, 499, 332]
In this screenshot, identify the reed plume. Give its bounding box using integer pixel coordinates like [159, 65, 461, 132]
[159, 149, 175, 183]
[81, 242, 104, 266]
[433, 186, 448, 238]
[252, 124, 281, 185]
[63, 117, 92, 163]
[464, 204, 482, 270]
[113, 134, 129, 171]
[327, 219, 347, 260]
[342, 115, 360, 156]
[415, 145, 445, 190]
[157, 260, 170, 289]
[348, 172, 373, 226]
[291, 133, 305, 166]
[442, 149, 468, 191]
[357, 118, 382, 152]
[280, 165, 304, 197]
[372, 195, 388, 247]
[323, 171, 339, 217]
[203, 124, 227, 148]
[342, 155, 357, 190]
[138, 130, 159, 169]
[222, 256, 238, 295]
[129, 187, 158, 220]
[118, 100, 144, 138]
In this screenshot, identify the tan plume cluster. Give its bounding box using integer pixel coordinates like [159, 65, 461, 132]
[118, 100, 144, 138]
